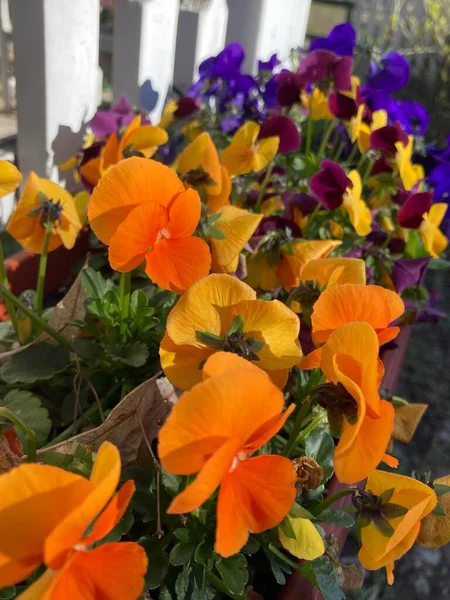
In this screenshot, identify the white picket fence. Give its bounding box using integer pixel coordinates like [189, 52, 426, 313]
[2, 0, 312, 223]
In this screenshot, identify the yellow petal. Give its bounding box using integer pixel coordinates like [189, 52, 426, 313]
[393, 402, 428, 443]
[245, 254, 281, 291]
[74, 190, 90, 226]
[210, 205, 263, 272]
[252, 137, 279, 172]
[279, 517, 325, 560]
[0, 160, 22, 198]
[232, 121, 260, 146]
[301, 257, 366, 288]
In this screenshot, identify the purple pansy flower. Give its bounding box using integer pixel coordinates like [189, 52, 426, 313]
[397, 191, 433, 229]
[309, 22, 357, 57]
[283, 191, 318, 222]
[310, 160, 351, 209]
[388, 100, 429, 136]
[254, 216, 302, 238]
[89, 95, 149, 140]
[391, 257, 431, 294]
[428, 164, 450, 201]
[220, 115, 242, 134]
[367, 52, 410, 92]
[258, 53, 281, 73]
[258, 116, 301, 153]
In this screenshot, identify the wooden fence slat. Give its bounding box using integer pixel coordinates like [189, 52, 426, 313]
[11, 0, 100, 182]
[174, 0, 229, 93]
[225, 0, 312, 72]
[113, 0, 180, 121]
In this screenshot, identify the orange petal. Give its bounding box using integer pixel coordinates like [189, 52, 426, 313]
[79, 157, 102, 187]
[382, 453, 399, 468]
[102, 134, 120, 170]
[125, 125, 168, 158]
[393, 402, 428, 444]
[216, 456, 296, 557]
[300, 257, 366, 288]
[298, 347, 323, 370]
[334, 400, 395, 484]
[158, 368, 285, 476]
[82, 481, 135, 546]
[168, 437, 242, 514]
[109, 201, 167, 272]
[33, 543, 147, 600]
[277, 240, 342, 290]
[246, 254, 281, 291]
[165, 273, 256, 346]
[0, 160, 22, 198]
[202, 351, 264, 380]
[244, 403, 295, 452]
[45, 442, 121, 569]
[207, 166, 231, 213]
[321, 322, 381, 418]
[177, 132, 222, 195]
[160, 332, 214, 390]
[88, 157, 185, 244]
[167, 188, 201, 238]
[145, 236, 211, 293]
[16, 567, 57, 599]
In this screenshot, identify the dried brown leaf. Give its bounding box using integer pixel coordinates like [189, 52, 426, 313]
[0, 434, 22, 474]
[393, 402, 428, 443]
[44, 374, 176, 467]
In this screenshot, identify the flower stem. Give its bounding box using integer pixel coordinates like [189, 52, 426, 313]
[361, 157, 375, 185]
[267, 544, 305, 574]
[0, 407, 36, 461]
[36, 219, 53, 318]
[297, 412, 324, 443]
[42, 382, 121, 447]
[312, 488, 356, 516]
[282, 395, 312, 457]
[317, 120, 336, 160]
[305, 117, 313, 154]
[332, 140, 346, 162]
[346, 143, 359, 166]
[0, 235, 19, 339]
[119, 271, 131, 342]
[255, 162, 274, 213]
[0, 282, 72, 350]
[205, 569, 247, 600]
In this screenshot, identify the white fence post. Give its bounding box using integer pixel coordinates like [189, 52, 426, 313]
[113, 0, 180, 121]
[11, 0, 100, 182]
[174, 0, 229, 93]
[225, 0, 312, 72]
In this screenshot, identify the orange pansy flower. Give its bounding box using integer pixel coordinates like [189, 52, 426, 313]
[80, 115, 168, 187]
[7, 172, 83, 254]
[246, 239, 341, 292]
[221, 122, 279, 177]
[0, 160, 21, 198]
[359, 470, 437, 584]
[300, 283, 404, 369]
[209, 205, 263, 273]
[88, 157, 211, 293]
[158, 352, 297, 557]
[315, 322, 397, 482]
[159, 273, 301, 390]
[0, 442, 147, 599]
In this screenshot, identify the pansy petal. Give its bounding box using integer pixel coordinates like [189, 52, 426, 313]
[45, 442, 121, 569]
[6, 173, 49, 239]
[166, 273, 256, 346]
[252, 136, 280, 172]
[167, 188, 201, 238]
[88, 157, 185, 244]
[221, 143, 254, 177]
[109, 202, 167, 272]
[279, 517, 325, 560]
[300, 257, 366, 288]
[160, 332, 214, 390]
[145, 236, 211, 293]
[232, 121, 260, 146]
[17, 567, 57, 600]
[125, 125, 168, 158]
[0, 160, 21, 198]
[207, 166, 231, 213]
[393, 402, 428, 443]
[216, 456, 296, 557]
[202, 351, 264, 380]
[177, 132, 222, 195]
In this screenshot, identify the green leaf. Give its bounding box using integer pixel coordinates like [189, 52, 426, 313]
[381, 503, 408, 520]
[175, 565, 191, 599]
[433, 504, 447, 516]
[404, 230, 428, 259]
[0, 587, 15, 600]
[207, 212, 222, 224]
[280, 516, 297, 540]
[139, 537, 169, 590]
[305, 429, 334, 482]
[174, 528, 191, 543]
[290, 503, 314, 520]
[2, 390, 51, 449]
[434, 484, 450, 496]
[0, 344, 70, 384]
[227, 315, 244, 336]
[207, 226, 226, 240]
[378, 488, 395, 503]
[216, 554, 249, 595]
[194, 540, 212, 564]
[268, 553, 291, 585]
[81, 266, 114, 299]
[161, 470, 182, 495]
[241, 536, 260, 555]
[195, 331, 224, 349]
[159, 585, 174, 600]
[428, 258, 450, 270]
[317, 508, 355, 528]
[107, 341, 149, 367]
[169, 541, 196, 566]
[307, 556, 345, 600]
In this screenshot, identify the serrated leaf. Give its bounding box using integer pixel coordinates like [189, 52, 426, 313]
[305, 429, 334, 482]
[2, 390, 51, 449]
[317, 508, 355, 528]
[307, 556, 345, 600]
[269, 553, 291, 585]
[81, 266, 114, 299]
[216, 554, 249, 595]
[0, 344, 69, 384]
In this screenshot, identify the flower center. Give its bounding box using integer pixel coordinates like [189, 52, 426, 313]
[229, 451, 247, 473]
[156, 227, 171, 244]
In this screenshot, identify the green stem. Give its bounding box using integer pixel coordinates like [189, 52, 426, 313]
[332, 140, 346, 162]
[282, 396, 312, 457]
[0, 407, 36, 461]
[119, 271, 131, 342]
[297, 412, 324, 443]
[312, 488, 356, 516]
[254, 162, 274, 213]
[303, 202, 321, 233]
[268, 544, 305, 574]
[356, 153, 367, 173]
[0, 283, 72, 350]
[346, 143, 359, 166]
[317, 120, 336, 160]
[0, 235, 19, 339]
[361, 158, 375, 185]
[205, 569, 247, 600]
[305, 117, 313, 154]
[42, 383, 121, 447]
[36, 219, 53, 318]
